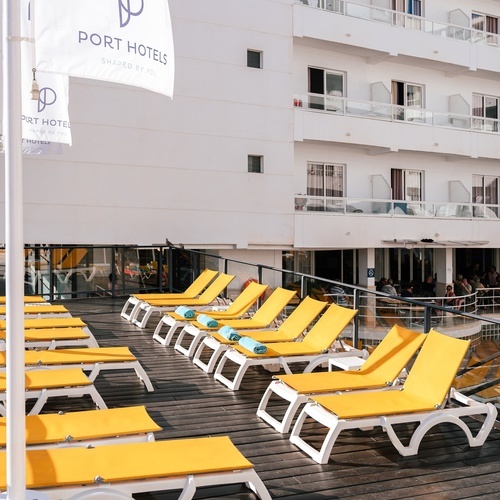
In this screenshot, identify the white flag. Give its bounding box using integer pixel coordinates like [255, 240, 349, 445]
[22, 139, 64, 155]
[34, 0, 175, 97]
[21, 0, 72, 145]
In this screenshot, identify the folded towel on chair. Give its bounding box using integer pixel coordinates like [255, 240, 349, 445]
[197, 314, 218, 328]
[175, 306, 195, 319]
[238, 336, 267, 354]
[218, 325, 241, 341]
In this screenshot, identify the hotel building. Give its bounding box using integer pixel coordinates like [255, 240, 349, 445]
[2, 0, 500, 294]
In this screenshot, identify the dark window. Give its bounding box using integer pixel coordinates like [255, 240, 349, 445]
[247, 50, 262, 69]
[248, 155, 263, 173]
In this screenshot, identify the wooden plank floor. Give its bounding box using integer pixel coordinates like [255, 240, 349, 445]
[44, 298, 500, 499]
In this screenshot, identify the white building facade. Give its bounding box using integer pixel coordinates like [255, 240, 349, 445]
[1, 0, 500, 291]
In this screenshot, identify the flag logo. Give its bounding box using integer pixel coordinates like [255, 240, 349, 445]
[37, 87, 57, 113]
[118, 0, 145, 28]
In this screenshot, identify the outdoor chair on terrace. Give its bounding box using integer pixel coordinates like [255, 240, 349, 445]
[120, 268, 218, 321]
[0, 405, 161, 450]
[213, 303, 358, 390]
[289, 329, 498, 463]
[0, 436, 272, 499]
[191, 295, 326, 373]
[152, 281, 269, 349]
[130, 272, 235, 328]
[257, 324, 426, 433]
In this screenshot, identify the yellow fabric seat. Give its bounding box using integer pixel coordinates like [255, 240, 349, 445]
[0, 437, 271, 498]
[160, 287, 296, 357]
[0, 406, 161, 448]
[213, 303, 358, 390]
[0, 346, 154, 392]
[130, 273, 235, 328]
[0, 317, 87, 330]
[0, 327, 97, 350]
[0, 368, 106, 415]
[290, 330, 498, 463]
[0, 305, 70, 318]
[120, 268, 219, 321]
[257, 325, 426, 433]
[0, 296, 46, 304]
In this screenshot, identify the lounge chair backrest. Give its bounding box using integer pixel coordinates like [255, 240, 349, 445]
[222, 282, 269, 316]
[196, 273, 236, 302]
[51, 248, 70, 266]
[182, 269, 219, 296]
[300, 303, 357, 351]
[250, 287, 297, 324]
[58, 248, 88, 270]
[359, 325, 426, 379]
[277, 296, 328, 339]
[404, 329, 470, 407]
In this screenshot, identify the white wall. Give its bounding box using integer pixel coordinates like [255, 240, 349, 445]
[0, 0, 296, 247]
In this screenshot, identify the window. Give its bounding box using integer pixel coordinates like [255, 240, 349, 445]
[473, 175, 499, 205]
[308, 67, 344, 112]
[472, 94, 499, 132]
[307, 163, 344, 197]
[247, 50, 262, 69]
[391, 169, 423, 201]
[392, 0, 422, 28]
[248, 155, 263, 173]
[472, 12, 498, 43]
[392, 80, 424, 121]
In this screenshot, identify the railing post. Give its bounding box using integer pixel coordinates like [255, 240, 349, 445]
[352, 289, 360, 348]
[423, 305, 432, 333]
[157, 248, 163, 293]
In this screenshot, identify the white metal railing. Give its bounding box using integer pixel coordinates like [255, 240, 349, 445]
[295, 0, 500, 48]
[294, 195, 500, 219]
[294, 93, 500, 134]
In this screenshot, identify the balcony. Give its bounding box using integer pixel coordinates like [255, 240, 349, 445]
[293, 196, 496, 249]
[293, 95, 500, 159]
[294, 195, 499, 219]
[294, 0, 500, 74]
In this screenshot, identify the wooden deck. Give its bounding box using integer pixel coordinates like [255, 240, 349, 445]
[44, 298, 500, 499]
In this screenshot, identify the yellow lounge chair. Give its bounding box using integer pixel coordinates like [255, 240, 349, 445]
[0, 327, 99, 350]
[131, 273, 235, 328]
[0, 346, 154, 392]
[151, 280, 269, 348]
[0, 368, 106, 415]
[0, 304, 71, 319]
[214, 303, 358, 390]
[192, 295, 326, 373]
[0, 317, 98, 347]
[257, 324, 426, 433]
[0, 406, 161, 449]
[120, 268, 218, 321]
[0, 436, 271, 499]
[171, 287, 297, 358]
[0, 296, 46, 304]
[0, 317, 88, 330]
[289, 329, 498, 463]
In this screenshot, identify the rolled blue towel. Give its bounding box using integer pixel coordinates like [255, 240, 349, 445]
[238, 336, 267, 354]
[197, 314, 218, 328]
[218, 325, 241, 341]
[175, 306, 195, 319]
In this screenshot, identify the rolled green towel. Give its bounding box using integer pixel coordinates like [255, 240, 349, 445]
[175, 306, 195, 319]
[218, 325, 241, 341]
[238, 336, 267, 354]
[197, 314, 218, 328]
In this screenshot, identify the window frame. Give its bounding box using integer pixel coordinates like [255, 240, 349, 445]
[247, 49, 263, 69]
[248, 155, 263, 173]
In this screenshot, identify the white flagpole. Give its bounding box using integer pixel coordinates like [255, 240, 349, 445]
[2, 0, 27, 497]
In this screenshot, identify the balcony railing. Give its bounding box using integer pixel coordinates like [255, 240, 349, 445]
[294, 196, 500, 219]
[294, 93, 500, 134]
[296, 0, 500, 47]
